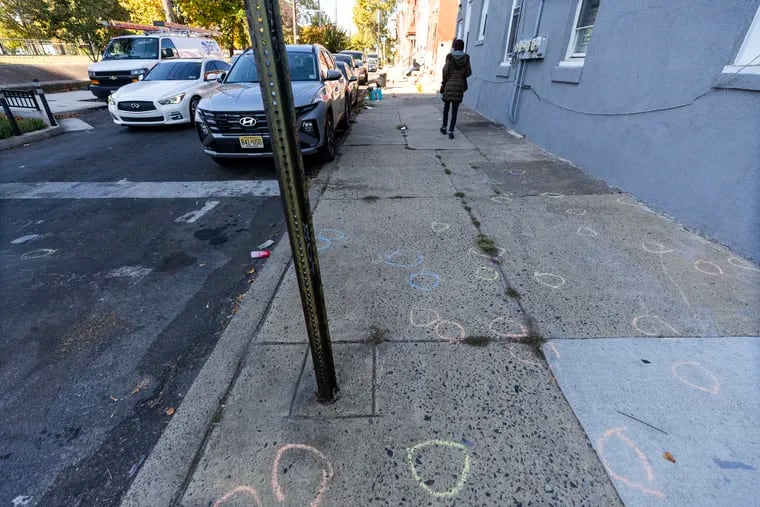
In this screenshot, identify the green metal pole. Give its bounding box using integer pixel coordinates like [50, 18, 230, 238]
[243, 0, 338, 402]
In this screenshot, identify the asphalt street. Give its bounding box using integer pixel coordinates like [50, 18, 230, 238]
[0, 110, 298, 505]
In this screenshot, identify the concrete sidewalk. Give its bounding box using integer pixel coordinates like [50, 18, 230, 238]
[123, 84, 760, 506]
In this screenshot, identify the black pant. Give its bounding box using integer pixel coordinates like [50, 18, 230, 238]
[442, 101, 460, 133]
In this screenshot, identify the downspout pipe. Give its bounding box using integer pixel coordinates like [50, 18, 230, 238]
[509, 0, 545, 123]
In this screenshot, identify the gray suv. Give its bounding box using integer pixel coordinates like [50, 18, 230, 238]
[195, 44, 348, 164]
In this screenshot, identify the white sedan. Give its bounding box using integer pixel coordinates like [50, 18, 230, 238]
[107, 58, 230, 126]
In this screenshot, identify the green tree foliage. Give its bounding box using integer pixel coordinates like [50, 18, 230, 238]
[119, 0, 164, 25]
[352, 0, 395, 52]
[0, 0, 49, 38]
[299, 23, 348, 52]
[176, 0, 248, 55]
[49, 0, 129, 61]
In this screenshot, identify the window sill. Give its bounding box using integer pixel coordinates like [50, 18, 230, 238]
[714, 65, 760, 91]
[474, 40, 485, 47]
[558, 59, 584, 67]
[551, 63, 583, 84]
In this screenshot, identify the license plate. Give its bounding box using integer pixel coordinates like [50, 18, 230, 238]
[239, 135, 264, 149]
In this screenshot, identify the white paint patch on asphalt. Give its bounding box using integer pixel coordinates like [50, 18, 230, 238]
[12, 495, 33, 506]
[0, 181, 280, 199]
[11, 234, 42, 244]
[106, 266, 153, 281]
[60, 118, 94, 132]
[175, 201, 220, 223]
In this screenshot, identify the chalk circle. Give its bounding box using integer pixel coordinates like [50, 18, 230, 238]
[597, 427, 665, 499]
[385, 249, 424, 268]
[406, 440, 471, 499]
[694, 260, 723, 276]
[475, 266, 499, 281]
[509, 345, 545, 369]
[727, 256, 760, 273]
[431, 221, 450, 233]
[564, 208, 586, 216]
[435, 320, 466, 342]
[490, 195, 513, 204]
[213, 486, 262, 507]
[11, 234, 42, 244]
[316, 237, 332, 252]
[576, 226, 598, 237]
[468, 247, 506, 260]
[489, 316, 528, 340]
[533, 271, 566, 289]
[20, 248, 57, 260]
[410, 307, 441, 328]
[632, 315, 679, 337]
[509, 169, 526, 176]
[672, 361, 720, 395]
[316, 228, 345, 241]
[272, 444, 334, 507]
[540, 192, 564, 198]
[641, 242, 674, 254]
[409, 271, 440, 291]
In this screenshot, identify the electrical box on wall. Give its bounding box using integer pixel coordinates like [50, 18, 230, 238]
[515, 36, 547, 60]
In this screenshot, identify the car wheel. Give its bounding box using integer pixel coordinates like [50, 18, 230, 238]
[189, 97, 200, 126]
[318, 114, 336, 162]
[338, 99, 351, 130]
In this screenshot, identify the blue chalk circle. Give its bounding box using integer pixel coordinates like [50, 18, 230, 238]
[316, 237, 332, 252]
[385, 249, 425, 268]
[317, 229, 346, 241]
[409, 271, 440, 291]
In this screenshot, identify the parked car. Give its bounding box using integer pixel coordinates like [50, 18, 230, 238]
[366, 53, 379, 72]
[338, 50, 368, 84]
[335, 61, 358, 106]
[107, 58, 229, 126]
[195, 44, 349, 164]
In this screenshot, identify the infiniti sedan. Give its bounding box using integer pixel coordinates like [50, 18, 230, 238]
[195, 44, 348, 165]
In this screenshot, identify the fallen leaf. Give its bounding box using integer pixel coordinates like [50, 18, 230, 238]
[247, 267, 256, 275]
[109, 395, 118, 402]
[165, 407, 175, 416]
[132, 378, 151, 394]
[663, 451, 676, 463]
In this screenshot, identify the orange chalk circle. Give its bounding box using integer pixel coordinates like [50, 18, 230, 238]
[435, 320, 466, 342]
[406, 440, 471, 498]
[671, 361, 720, 395]
[727, 256, 760, 272]
[632, 315, 680, 337]
[272, 444, 334, 507]
[693, 260, 723, 276]
[489, 316, 528, 340]
[533, 271, 566, 289]
[597, 427, 665, 499]
[213, 486, 263, 507]
[409, 308, 441, 328]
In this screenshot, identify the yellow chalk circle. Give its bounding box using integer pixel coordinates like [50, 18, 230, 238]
[406, 440, 471, 498]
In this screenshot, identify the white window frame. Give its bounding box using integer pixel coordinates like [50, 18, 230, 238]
[501, 0, 522, 66]
[563, 0, 599, 65]
[477, 0, 490, 41]
[722, 7, 760, 75]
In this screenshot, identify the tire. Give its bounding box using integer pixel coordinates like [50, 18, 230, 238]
[189, 97, 200, 126]
[338, 99, 351, 131]
[318, 114, 336, 162]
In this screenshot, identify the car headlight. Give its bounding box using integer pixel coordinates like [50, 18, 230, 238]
[88, 71, 96, 78]
[107, 95, 114, 105]
[158, 93, 185, 105]
[130, 68, 149, 76]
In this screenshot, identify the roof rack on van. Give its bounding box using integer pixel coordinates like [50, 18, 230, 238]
[100, 20, 221, 37]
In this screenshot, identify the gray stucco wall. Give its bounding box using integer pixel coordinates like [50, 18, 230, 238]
[460, 0, 760, 261]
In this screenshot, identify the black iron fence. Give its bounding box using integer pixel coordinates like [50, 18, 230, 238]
[0, 84, 57, 136]
[0, 39, 85, 57]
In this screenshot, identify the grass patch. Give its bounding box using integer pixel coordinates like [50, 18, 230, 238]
[506, 287, 522, 300]
[455, 192, 465, 198]
[517, 331, 546, 359]
[211, 403, 225, 424]
[471, 219, 481, 227]
[444, 168, 452, 175]
[463, 205, 471, 212]
[476, 234, 499, 256]
[0, 115, 46, 139]
[463, 335, 492, 347]
[368, 325, 388, 344]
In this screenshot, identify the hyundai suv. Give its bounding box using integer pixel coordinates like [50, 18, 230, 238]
[195, 44, 348, 164]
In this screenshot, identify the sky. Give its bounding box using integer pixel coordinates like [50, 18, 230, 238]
[317, 0, 357, 33]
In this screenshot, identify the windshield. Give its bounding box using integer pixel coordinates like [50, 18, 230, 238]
[144, 62, 202, 81]
[103, 37, 158, 60]
[225, 52, 318, 83]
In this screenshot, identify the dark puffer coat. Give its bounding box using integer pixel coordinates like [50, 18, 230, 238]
[440, 51, 472, 103]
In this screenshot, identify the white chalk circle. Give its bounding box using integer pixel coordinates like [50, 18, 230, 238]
[641, 242, 674, 254]
[490, 195, 513, 204]
[540, 192, 564, 198]
[468, 247, 506, 260]
[410, 308, 441, 328]
[20, 248, 57, 260]
[694, 260, 723, 276]
[475, 266, 499, 281]
[435, 320, 466, 342]
[406, 440, 471, 499]
[489, 316, 528, 339]
[11, 234, 42, 244]
[564, 208, 587, 216]
[632, 315, 680, 337]
[533, 271, 566, 289]
[727, 256, 760, 273]
[385, 249, 424, 268]
[577, 226, 598, 237]
[431, 222, 450, 233]
[509, 169, 526, 176]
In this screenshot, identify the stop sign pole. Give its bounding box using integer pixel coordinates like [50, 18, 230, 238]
[243, 0, 338, 402]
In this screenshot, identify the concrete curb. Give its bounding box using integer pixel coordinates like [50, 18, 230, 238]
[0, 125, 64, 151]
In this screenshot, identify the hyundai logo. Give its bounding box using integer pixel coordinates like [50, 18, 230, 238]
[239, 117, 257, 127]
[130, 103, 140, 109]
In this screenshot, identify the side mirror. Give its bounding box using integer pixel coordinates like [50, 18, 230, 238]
[161, 47, 178, 59]
[216, 71, 227, 83]
[206, 72, 219, 82]
[325, 69, 342, 81]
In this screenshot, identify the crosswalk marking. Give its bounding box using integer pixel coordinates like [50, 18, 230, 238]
[0, 181, 280, 199]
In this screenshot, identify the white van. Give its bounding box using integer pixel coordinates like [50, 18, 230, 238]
[88, 35, 224, 98]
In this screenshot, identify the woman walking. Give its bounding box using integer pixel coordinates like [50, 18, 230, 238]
[439, 39, 472, 139]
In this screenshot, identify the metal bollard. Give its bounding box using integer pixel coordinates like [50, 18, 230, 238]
[1, 97, 22, 136]
[33, 82, 57, 127]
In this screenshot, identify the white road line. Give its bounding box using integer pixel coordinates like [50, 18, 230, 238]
[0, 181, 280, 199]
[175, 201, 220, 223]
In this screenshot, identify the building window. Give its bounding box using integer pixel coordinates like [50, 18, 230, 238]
[566, 0, 600, 61]
[477, 0, 490, 41]
[735, 7, 760, 66]
[502, 0, 522, 64]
